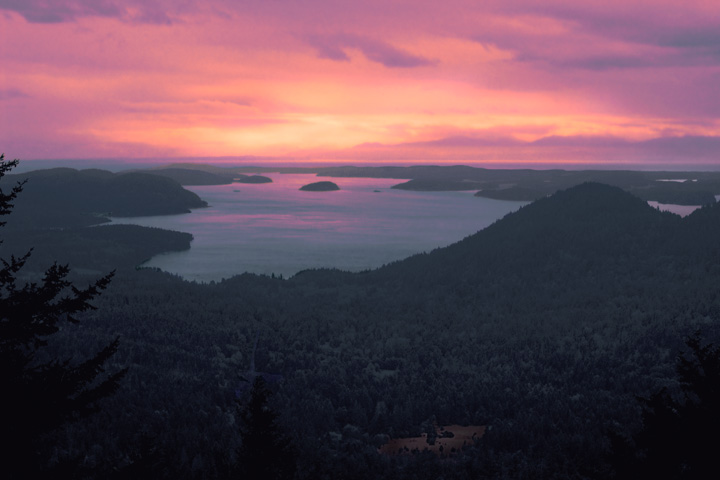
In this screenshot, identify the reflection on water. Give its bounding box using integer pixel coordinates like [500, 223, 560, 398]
[647, 201, 702, 217]
[111, 174, 526, 281]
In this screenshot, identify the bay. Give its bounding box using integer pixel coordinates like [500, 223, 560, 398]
[110, 174, 527, 281]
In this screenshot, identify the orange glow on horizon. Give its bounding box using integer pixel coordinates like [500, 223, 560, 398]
[1, 2, 719, 165]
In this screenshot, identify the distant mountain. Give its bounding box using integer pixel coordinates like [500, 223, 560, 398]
[391, 179, 482, 191]
[5, 168, 208, 227]
[142, 167, 236, 185]
[316, 165, 720, 205]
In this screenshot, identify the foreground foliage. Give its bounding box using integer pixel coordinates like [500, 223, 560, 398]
[610, 333, 720, 479]
[0, 156, 126, 478]
[4, 158, 720, 478]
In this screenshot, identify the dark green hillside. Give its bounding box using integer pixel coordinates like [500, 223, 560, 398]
[137, 162, 720, 204]
[376, 183, 681, 287]
[299, 181, 340, 191]
[101, 172, 208, 216]
[0, 224, 193, 274]
[6, 168, 720, 478]
[391, 179, 482, 191]
[238, 175, 273, 184]
[628, 179, 719, 205]
[5, 168, 207, 226]
[142, 167, 235, 185]
[0, 166, 199, 274]
[313, 164, 720, 204]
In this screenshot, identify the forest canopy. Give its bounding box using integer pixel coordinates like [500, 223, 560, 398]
[3, 158, 720, 478]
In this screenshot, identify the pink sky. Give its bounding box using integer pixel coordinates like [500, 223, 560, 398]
[1, 0, 719, 166]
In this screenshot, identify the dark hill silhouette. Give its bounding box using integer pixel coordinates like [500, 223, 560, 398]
[299, 181, 340, 191]
[357, 183, 683, 297]
[391, 179, 482, 191]
[317, 165, 720, 204]
[142, 167, 235, 185]
[238, 175, 273, 184]
[6, 174, 720, 478]
[5, 168, 207, 227]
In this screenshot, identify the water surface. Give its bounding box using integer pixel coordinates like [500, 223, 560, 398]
[111, 174, 526, 281]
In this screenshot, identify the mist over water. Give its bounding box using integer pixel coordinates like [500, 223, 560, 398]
[110, 174, 527, 281]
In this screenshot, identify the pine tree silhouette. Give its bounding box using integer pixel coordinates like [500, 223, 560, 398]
[237, 377, 296, 480]
[0, 155, 127, 478]
[610, 332, 720, 479]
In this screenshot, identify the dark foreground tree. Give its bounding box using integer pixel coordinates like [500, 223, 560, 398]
[610, 332, 720, 479]
[237, 377, 297, 480]
[0, 155, 126, 479]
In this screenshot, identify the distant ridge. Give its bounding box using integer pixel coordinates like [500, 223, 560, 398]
[6, 168, 208, 227]
[368, 183, 682, 287]
[142, 162, 720, 205]
[142, 167, 235, 185]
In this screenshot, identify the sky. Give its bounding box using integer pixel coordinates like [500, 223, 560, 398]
[1, 0, 719, 167]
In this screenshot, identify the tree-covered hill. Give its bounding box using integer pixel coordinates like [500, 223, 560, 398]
[370, 183, 682, 285]
[0, 224, 193, 274]
[135, 162, 720, 204]
[5, 171, 720, 478]
[142, 167, 236, 186]
[5, 167, 207, 227]
[30, 182, 713, 479]
[1, 167, 199, 275]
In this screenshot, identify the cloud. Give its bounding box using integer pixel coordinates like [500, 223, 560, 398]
[307, 34, 436, 68]
[307, 36, 351, 62]
[461, 3, 720, 74]
[403, 135, 523, 148]
[520, 3, 720, 67]
[514, 48, 718, 71]
[531, 135, 631, 147]
[344, 133, 720, 164]
[0, 88, 29, 100]
[0, 0, 175, 24]
[638, 135, 720, 157]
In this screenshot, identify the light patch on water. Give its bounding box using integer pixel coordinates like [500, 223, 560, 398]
[647, 201, 701, 217]
[110, 174, 526, 281]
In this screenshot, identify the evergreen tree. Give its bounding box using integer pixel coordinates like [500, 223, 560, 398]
[610, 332, 720, 479]
[0, 155, 126, 478]
[237, 377, 296, 480]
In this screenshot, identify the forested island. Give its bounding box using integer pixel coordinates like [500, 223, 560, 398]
[142, 167, 236, 186]
[3, 158, 720, 479]
[142, 163, 720, 205]
[299, 180, 340, 191]
[238, 175, 273, 184]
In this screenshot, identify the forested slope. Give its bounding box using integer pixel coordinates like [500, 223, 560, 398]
[5, 167, 207, 227]
[0, 167, 199, 275]
[30, 182, 720, 479]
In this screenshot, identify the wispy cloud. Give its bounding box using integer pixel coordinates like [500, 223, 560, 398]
[0, 0, 175, 24]
[2, 1, 719, 162]
[0, 88, 29, 100]
[307, 34, 436, 68]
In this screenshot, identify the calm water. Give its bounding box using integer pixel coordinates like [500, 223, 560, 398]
[110, 174, 526, 281]
[648, 195, 720, 217]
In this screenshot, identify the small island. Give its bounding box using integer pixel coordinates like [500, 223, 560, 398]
[299, 181, 340, 191]
[238, 175, 273, 184]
